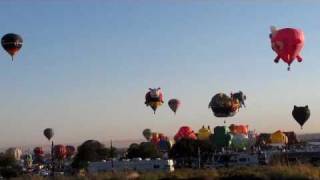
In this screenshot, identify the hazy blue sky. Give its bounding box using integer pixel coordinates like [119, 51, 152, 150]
[0, 1, 320, 148]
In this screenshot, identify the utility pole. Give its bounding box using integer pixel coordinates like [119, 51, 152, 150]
[198, 146, 201, 169]
[51, 140, 54, 176]
[111, 140, 114, 169]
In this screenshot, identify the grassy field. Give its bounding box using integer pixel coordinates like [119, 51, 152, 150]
[11, 165, 320, 180]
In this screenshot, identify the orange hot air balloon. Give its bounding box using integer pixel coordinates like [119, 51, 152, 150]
[229, 124, 249, 135]
[269, 26, 304, 71]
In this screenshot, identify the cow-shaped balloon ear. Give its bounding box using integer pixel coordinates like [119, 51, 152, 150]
[305, 105, 309, 108]
[149, 88, 152, 91]
[294, 105, 297, 109]
[270, 26, 277, 34]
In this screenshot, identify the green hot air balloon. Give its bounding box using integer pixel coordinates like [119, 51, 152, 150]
[143, 129, 152, 141]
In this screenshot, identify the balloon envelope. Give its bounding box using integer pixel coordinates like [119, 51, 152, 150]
[5, 147, 22, 161]
[1, 33, 23, 60]
[43, 128, 54, 140]
[168, 99, 181, 114]
[270, 27, 304, 69]
[174, 126, 197, 141]
[209, 93, 240, 117]
[292, 105, 310, 128]
[66, 145, 76, 157]
[143, 129, 152, 141]
[145, 88, 164, 113]
[53, 144, 67, 160]
[33, 147, 44, 156]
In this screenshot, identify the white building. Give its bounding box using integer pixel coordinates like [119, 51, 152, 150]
[87, 158, 174, 173]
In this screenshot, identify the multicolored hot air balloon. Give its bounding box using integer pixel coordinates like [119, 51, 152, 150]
[53, 144, 67, 160]
[208, 93, 241, 118]
[174, 126, 197, 141]
[33, 147, 44, 157]
[145, 88, 164, 114]
[168, 99, 181, 114]
[292, 105, 310, 129]
[269, 26, 304, 71]
[1, 33, 23, 61]
[43, 128, 54, 141]
[143, 129, 152, 141]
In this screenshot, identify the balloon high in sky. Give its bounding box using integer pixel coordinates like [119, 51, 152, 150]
[0, 2, 320, 147]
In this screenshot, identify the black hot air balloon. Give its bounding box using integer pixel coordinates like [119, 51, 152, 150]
[43, 128, 54, 141]
[168, 99, 181, 114]
[292, 105, 310, 129]
[1, 33, 23, 61]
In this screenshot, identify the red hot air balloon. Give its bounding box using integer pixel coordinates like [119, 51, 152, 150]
[65, 145, 76, 158]
[33, 147, 44, 157]
[269, 26, 304, 71]
[168, 99, 181, 114]
[150, 132, 161, 145]
[174, 126, 197, 141]
[53, 145, 67, 160]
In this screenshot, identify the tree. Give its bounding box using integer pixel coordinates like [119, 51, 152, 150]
[126, 142, 161, 159]
[72, 140, 110, 169]
[0, 153, 22, 178]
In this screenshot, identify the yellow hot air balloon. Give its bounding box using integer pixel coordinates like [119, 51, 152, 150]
[270, 130, 288, 145]
[197, 125, 212, 141]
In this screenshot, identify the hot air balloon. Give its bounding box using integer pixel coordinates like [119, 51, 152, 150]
[174, 126, 197, 142]
[269, 26, 304, 71]
[143, 129, 152, 141]
[145, 87, 164, 114]
[1, 33, 23, 61]
[33, 147, 44, 157]
[197, 125, 212, 141]
[150, 132, 161, 145]
[168, 99, 181, 114]
[229, 124, 249, 135]
[158, 139, 171, 152]
[66, 145, 76, 158]
[208, 93, 241, 118]
[211, 126, 233, 150]
[24, 154, 33, 168]
[43, 128, 54, 141]
[53, 144, 67, 160]
[231, 134, 249, 150]
[270, 130, 288, 146]
[292, 105, 310, 129]
[5, 147, 22, 161]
